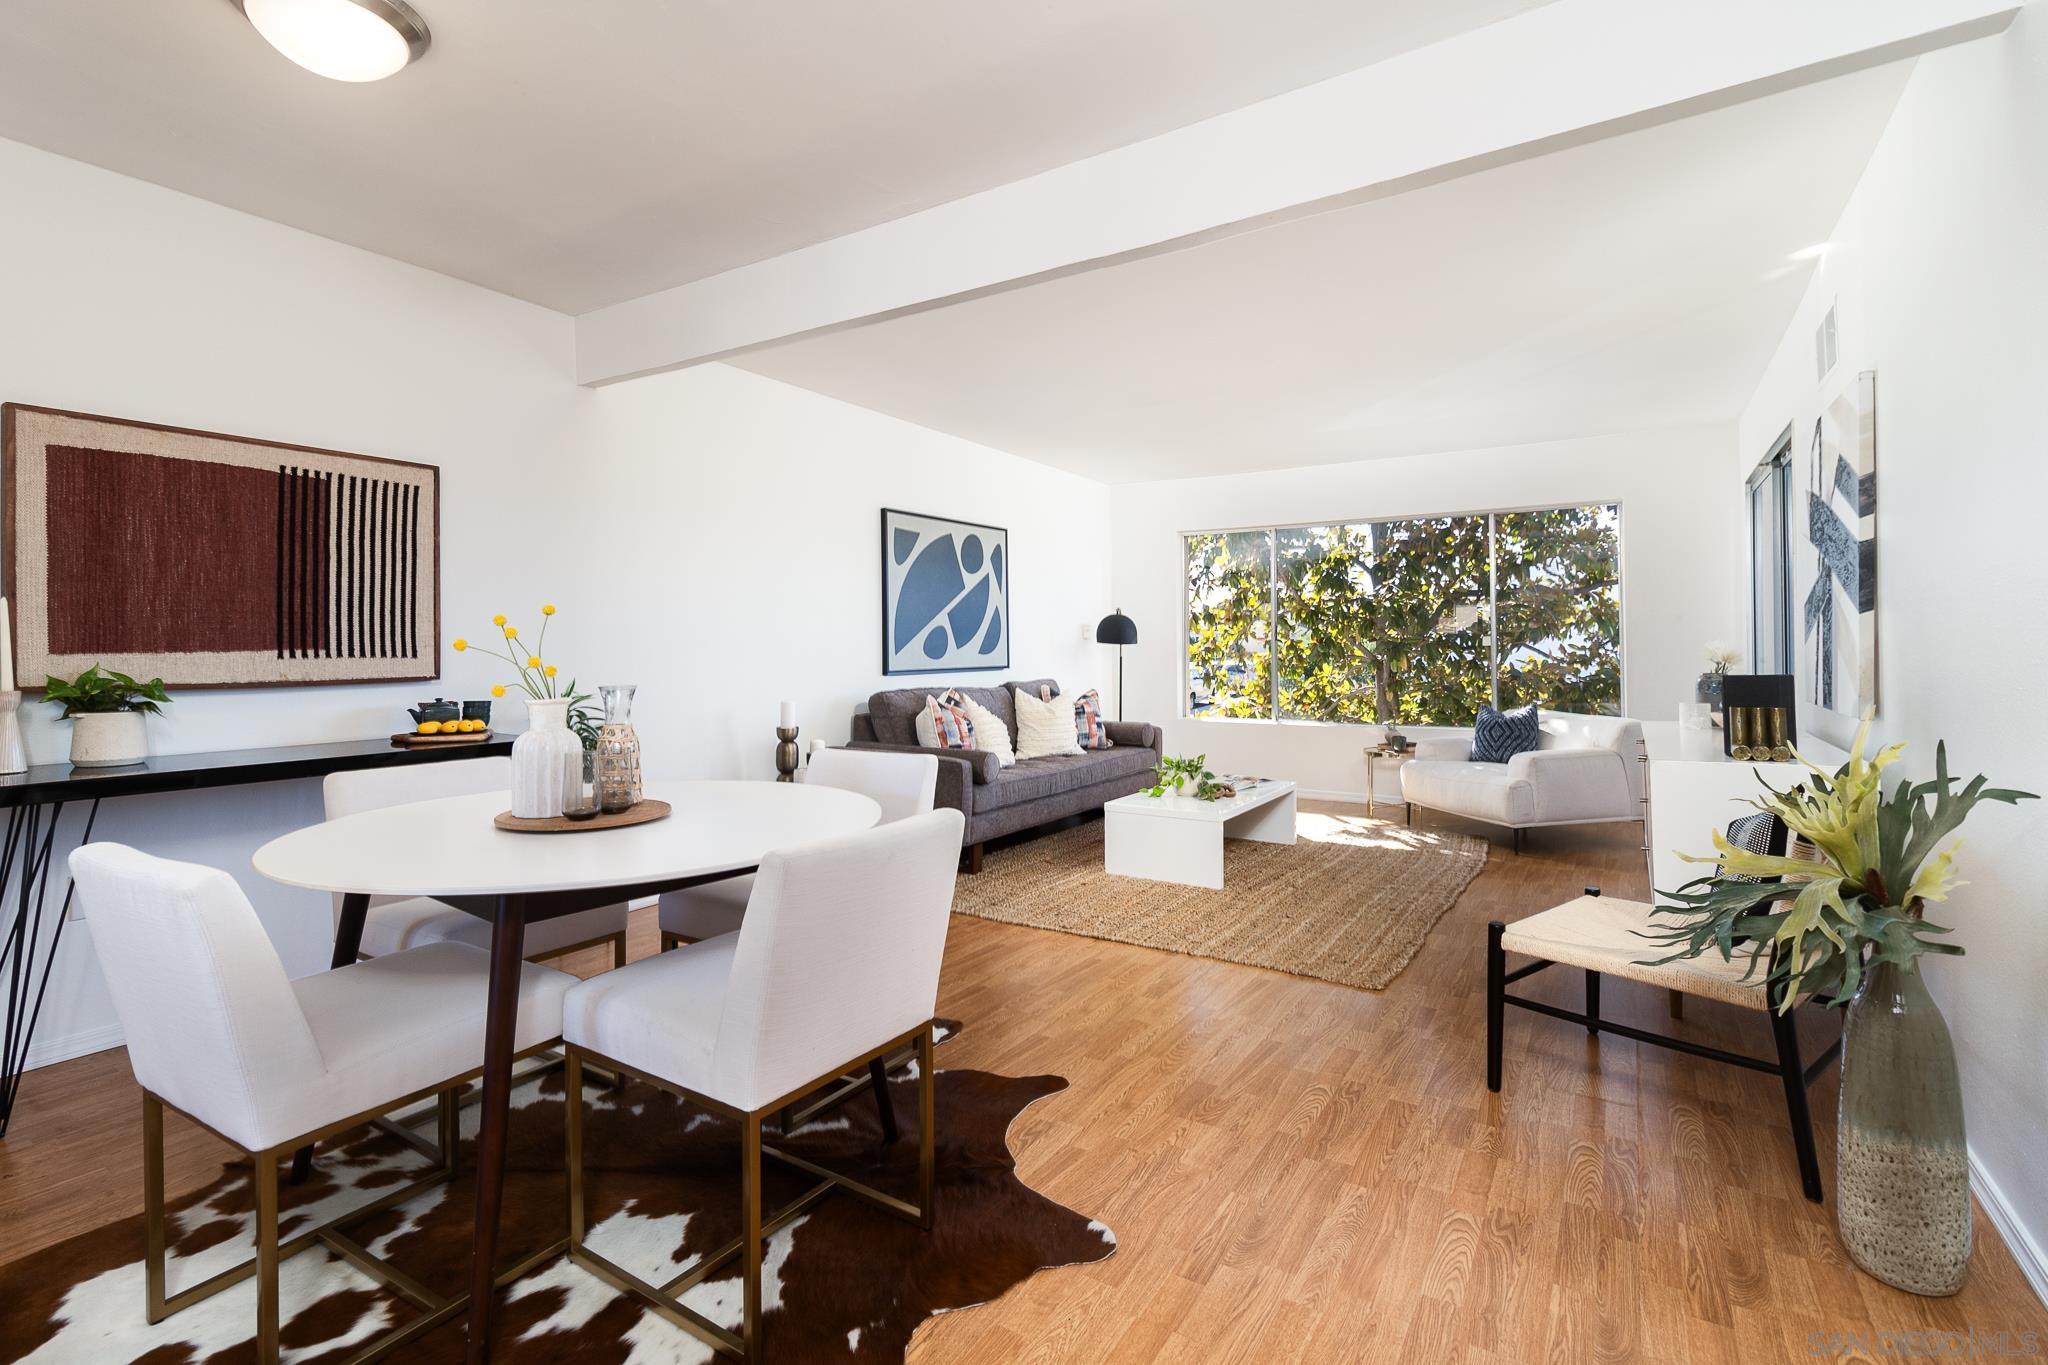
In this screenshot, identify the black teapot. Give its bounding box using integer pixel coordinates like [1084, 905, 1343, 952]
[406, 698, 461, 726]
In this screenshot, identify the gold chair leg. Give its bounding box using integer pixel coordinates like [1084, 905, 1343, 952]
[255, 1152, 281, 1365]
[917, 1023, 936, 1231]
[741, 1110, 763, 1363]
[143, 1093, 168, 1323]
[566, 1050, 586, 1251]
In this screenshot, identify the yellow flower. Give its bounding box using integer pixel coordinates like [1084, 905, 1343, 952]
[527, 656, 542, 668]
[542, 604, 557, 616]
[491, 684, 507, 698]
[492, 614, 506, 627]
[544, 665, 558, 677]
[504, 625, 518, 638]
[452, 638, 467, 651]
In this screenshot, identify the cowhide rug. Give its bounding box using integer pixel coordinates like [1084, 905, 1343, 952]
[1, 1027, 1115, 1363]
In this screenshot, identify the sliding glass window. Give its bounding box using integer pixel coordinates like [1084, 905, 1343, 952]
[1748, 436, 1793, 674]
[1186, 503, 1621, 723]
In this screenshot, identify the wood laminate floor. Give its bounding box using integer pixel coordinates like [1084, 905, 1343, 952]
[2, 804, 2042, 1363]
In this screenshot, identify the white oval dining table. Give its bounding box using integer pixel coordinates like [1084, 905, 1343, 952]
[252, 779, 880, 1364]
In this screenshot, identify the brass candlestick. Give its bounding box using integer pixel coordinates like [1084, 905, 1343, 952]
[1765, 706, 1793, 762]
[1730, 706, 1756, 761]
[774, 725, 800, 782]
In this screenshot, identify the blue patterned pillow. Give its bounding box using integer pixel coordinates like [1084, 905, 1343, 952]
[1470, 703, 1541, 763]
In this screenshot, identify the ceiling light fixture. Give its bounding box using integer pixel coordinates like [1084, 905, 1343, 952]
[233, 0, 431, 82]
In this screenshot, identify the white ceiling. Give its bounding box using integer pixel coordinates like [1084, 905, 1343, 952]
[734, 63, 1913, 484]
[0, 0, 1544, 314]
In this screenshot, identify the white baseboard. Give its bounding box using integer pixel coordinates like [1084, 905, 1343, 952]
[1295, 787, 1372, 805]
[1971, 1146, 2048, 1307]
[23, 1020, 126, 1072]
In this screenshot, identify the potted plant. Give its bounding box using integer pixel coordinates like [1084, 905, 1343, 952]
[44, 664, 172, 767]
[454, 604, 612, 817]
[1143, 754, 1237, 801]
[1697, 641, 1741, 705]
[1646, 715, 2034, 1295]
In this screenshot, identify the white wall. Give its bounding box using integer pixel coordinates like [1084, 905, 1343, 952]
[576, 364, 1112, 781]
[0, 135, 582, 1065]
[1109, 424, 1739, 798]
[0, 136, 1111, 1071]
[1734, 15, 2048, 1293]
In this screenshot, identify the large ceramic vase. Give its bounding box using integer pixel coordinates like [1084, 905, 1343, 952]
[511, 698, 580, 818]
[1835, 958, 1972, 1295]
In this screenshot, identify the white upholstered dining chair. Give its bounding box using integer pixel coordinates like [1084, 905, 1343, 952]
[656, 744, 937, 949]
[561, 807, 964, 1362]
[70, 843, 574, 1364]
[325, 757, 631, 967]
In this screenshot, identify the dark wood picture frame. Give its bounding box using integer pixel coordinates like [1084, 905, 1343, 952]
[3, 403, 442, 691]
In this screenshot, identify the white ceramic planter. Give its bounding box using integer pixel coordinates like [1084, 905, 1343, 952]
[511, 698, 581, 818]
[71, 710, 149, 767]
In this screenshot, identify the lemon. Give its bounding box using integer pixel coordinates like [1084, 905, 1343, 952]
[418, 721, 442, 735]
[466, 719, 485, 732]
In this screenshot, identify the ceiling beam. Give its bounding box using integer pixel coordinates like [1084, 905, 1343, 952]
[575, 0, 2019, 386]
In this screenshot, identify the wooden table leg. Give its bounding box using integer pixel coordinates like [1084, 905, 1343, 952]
[466, 893, 526, 1364]
[290, 892, 372, 1184]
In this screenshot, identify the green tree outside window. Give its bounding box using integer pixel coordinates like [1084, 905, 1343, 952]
[1186, 504, 1621, 723]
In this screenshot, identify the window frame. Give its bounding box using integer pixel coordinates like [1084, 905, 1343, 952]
[1181, 499, 1626, 725]
[1747, 429, 1795, 676]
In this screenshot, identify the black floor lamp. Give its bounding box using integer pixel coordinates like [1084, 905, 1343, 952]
[1095, 609, 1138, 720]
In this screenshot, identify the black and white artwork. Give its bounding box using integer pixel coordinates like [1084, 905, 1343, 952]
[881, 509, 1009, 675]
[1799, 370, 1877, 715]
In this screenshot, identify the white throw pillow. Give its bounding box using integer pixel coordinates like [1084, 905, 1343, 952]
[1013, 686, 1084, 760]
[957, 694, 1017, 767]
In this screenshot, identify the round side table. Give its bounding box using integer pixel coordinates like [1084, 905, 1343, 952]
[1363, 746, 1413, 817]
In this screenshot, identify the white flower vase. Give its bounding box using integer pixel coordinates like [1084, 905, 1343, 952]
[70, 711, 149, 767]
[511, 698, 580, 818]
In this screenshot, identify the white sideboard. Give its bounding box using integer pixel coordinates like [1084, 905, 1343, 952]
[1638, 720, 1846, 902]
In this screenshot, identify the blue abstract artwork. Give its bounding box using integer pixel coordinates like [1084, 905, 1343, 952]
[882, 509, 1010, 674]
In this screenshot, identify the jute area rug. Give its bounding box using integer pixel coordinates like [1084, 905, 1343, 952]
[953, 811, 1489, 991]
[0, 1024, 1115, 1363]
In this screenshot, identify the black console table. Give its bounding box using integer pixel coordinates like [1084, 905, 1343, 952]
[0, 737, 513, 1137]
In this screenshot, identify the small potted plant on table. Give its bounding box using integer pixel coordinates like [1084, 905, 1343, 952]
[44, 664, 172, 767]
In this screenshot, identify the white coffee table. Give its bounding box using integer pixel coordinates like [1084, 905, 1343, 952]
[1104, 779, 1297, 890]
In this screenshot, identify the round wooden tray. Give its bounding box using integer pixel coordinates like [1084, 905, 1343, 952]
[494, 798, 672, 833]
[391, 729, 494, 748]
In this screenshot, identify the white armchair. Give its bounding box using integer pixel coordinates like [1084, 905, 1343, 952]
[1399, 712, 1644, 850]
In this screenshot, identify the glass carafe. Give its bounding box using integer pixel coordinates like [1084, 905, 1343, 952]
[596, 684, 643, 813]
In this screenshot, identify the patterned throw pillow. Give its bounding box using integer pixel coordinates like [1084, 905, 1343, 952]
[1469, 703, 1541, 763]
[1073, 689, 1113, 750]
[913, 690, 977, 750]
[1722, 811, 1783, 883]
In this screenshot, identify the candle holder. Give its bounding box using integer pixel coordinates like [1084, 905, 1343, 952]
[0, 691, 24, 775]
[775, 725, 800, 782]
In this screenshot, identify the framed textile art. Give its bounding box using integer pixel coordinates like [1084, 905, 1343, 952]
[881, 508, 1009, 675]
[3, 404, 440, 689]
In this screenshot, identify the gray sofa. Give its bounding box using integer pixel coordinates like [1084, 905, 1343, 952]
[847, 677, 1162, 871]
